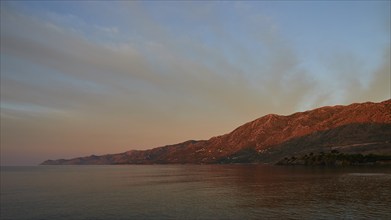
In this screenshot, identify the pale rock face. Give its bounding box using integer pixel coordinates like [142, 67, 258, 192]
[42, 100, 391, 165]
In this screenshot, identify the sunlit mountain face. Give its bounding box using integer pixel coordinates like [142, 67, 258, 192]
[42, 100, 391, 165]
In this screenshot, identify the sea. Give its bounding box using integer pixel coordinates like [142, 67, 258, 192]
[1, 165, 390, 220]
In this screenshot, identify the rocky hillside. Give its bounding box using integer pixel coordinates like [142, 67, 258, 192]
[42, 100, 391, 165]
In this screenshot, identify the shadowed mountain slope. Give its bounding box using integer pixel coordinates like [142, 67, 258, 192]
[42, 100, 391, 165]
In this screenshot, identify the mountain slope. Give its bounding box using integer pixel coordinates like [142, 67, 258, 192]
[42, 100, 391, 165]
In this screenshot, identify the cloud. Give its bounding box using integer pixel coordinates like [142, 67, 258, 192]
[359, 47, 391, 102]
[1, 4, 316, 116]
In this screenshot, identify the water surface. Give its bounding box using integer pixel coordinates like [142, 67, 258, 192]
[1, 165, 390, 219]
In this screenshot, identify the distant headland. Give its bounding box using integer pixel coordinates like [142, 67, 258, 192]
[42, 100, 391, 165]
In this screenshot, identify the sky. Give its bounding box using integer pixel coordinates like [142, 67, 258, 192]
[1, 1, 390, 165]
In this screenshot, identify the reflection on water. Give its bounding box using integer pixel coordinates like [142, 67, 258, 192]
[1, 165, 391, 219]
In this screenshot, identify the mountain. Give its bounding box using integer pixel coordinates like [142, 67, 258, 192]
[42, 100, 391, 165]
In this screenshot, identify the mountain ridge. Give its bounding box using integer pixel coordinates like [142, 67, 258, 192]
[42, 99, 391, 165]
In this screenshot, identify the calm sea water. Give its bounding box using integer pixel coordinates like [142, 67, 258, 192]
[1, 165, 390, 220]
